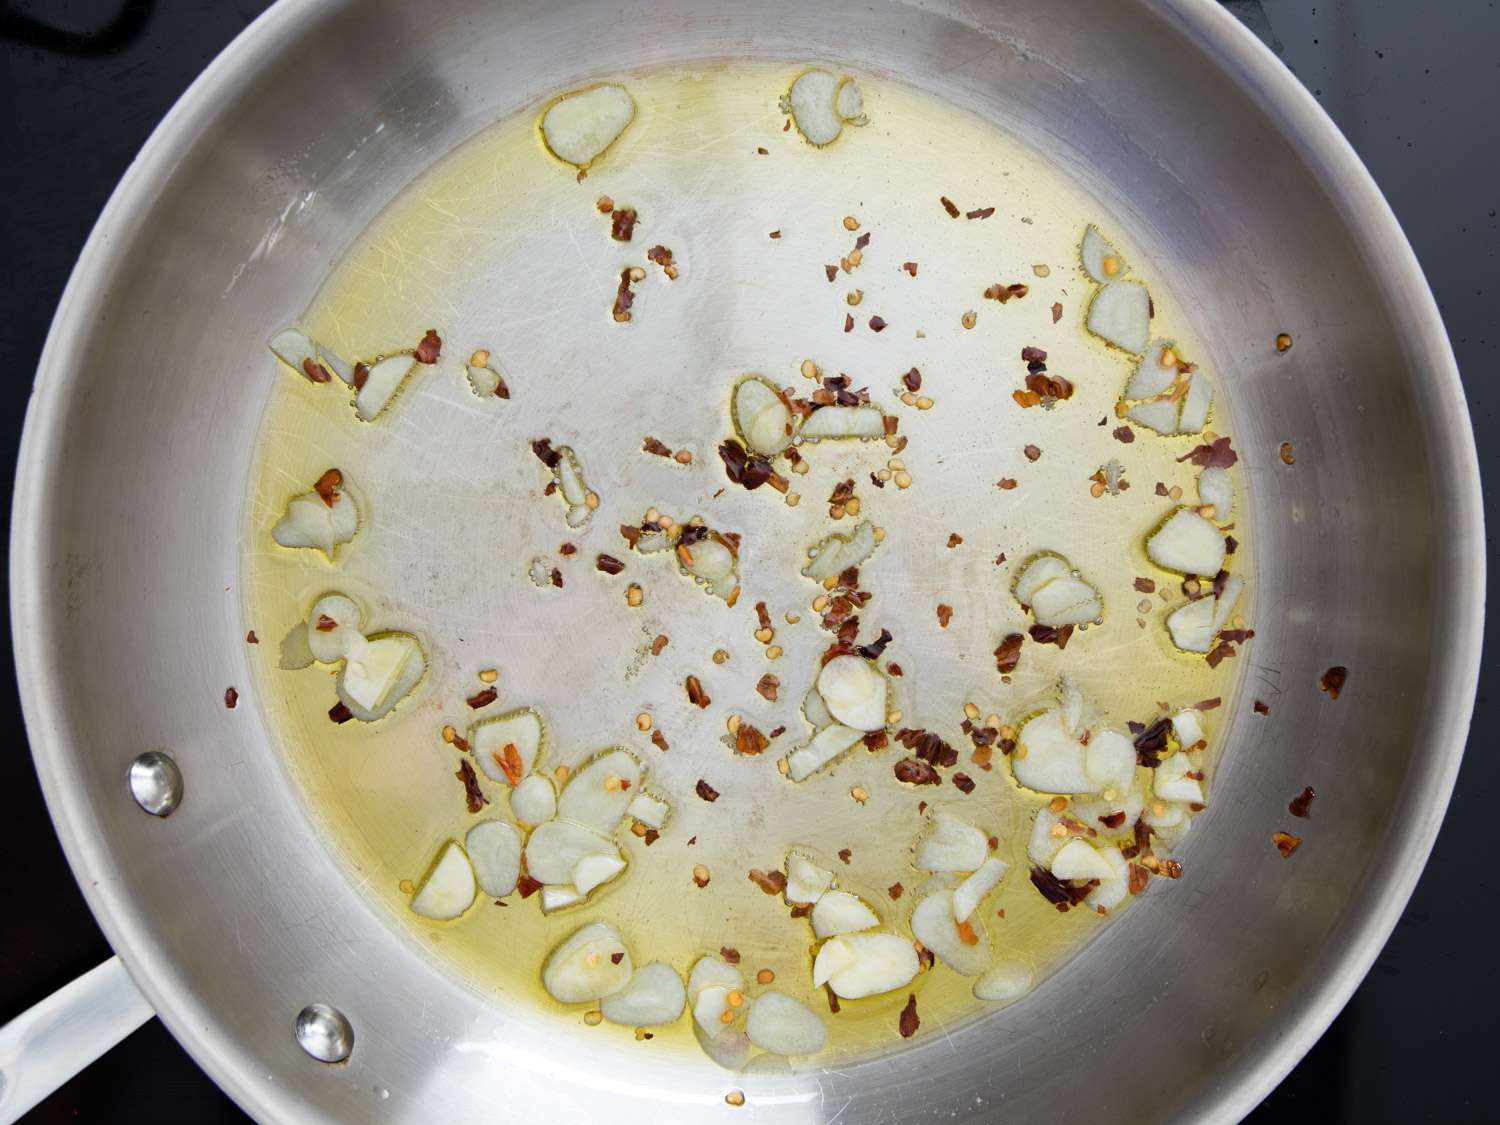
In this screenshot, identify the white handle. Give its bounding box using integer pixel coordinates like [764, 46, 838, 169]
[0, 956, 155, 1123]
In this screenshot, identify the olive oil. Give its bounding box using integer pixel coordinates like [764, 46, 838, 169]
[243, 62, 1249, 1067]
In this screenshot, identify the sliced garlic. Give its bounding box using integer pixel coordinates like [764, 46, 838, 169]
[1011, 709, 1091, 794]
[914, 811, 990, 872]
[732, 375, 794, 456]
[816, 655, 887, 731]
[1050, 838, 1115, 882]
[688, 954, 745, 999]
[1086, 280, 1152, 355]
[834, 77, 866, 124]
[306, 594, 363, 663]
[528, 557, 556, 588]
[1144, 798, 1194, 836]
[1154, 752, 1205, 804]
[801, 684, 837, 730]
[785, 851, 835, 905]
[355, 353, 417, 422]
[1165, 595, 1219, 653]
[269, 326, 319, 375]
[523, 819, 619, 885]
[952, 857, 1009, 923]
[1071, 783, 1147, 836]
[573, 851, 628, 895]
[540, 884, 586, 915]
[910, 891, 991, 976]
[557, 748, 642, 834]
[798, 404, 887, 441]
[1013, 553, 1071, 606]
[471, 708, 546, 785]
[801, 519, 879, 582]
[538, 444, 594, 529]
[1084, 730, 1138, 792]
[272, 479, 358, 560]
[1124, 340, 1178, 399]
[626, 791, 670, 830]
[812, 933, 920, 999]
[692, 986, 741, 1032]
[541, 922, 632, 1004]
[278, 623, 315, 670]
[694, 1021, 752, 1070]
[1177, 371, 1215, 434]
[1211, 574, 1245, 632]
[1079, 225, 1129, 284]
[1146, 507, 1226, 577]
[539, 83, 636, 168]
[466, 361, 504, 399]
[785, 722, 863, 782]
[1171, 709, 1207, 752]
[974, 959, 1033, 1003]
[1125, 397, 1182, 436]
[1029, 575, 1102, 627]
[409, 841, 476, 921]
[811, 890, 880, 939]
[464, 820, 521, 899]
[681, 534, 739, 600]
[601, 962, 686, 1027]
[746, 991, 828, 1056]
[788, 69, 843, 147]
[509, 773, 557, 825]
[338, 632, 425, 720]
[1028, 808, 1068, 867]
[1084, 846, 1131, 911]
[1196, 467, 1233, 519]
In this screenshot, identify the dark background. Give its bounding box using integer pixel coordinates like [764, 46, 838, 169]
[0, 1, 1493, 1120]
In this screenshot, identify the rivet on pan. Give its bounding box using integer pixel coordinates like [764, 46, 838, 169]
[295, 1003, 354, 1064]
[127, 751, 183, 817]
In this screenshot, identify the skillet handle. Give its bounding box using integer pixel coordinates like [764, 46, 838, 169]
[0, 956, 155, 1124]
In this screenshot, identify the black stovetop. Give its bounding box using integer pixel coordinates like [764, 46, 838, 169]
[1, 2, 1493, 1120]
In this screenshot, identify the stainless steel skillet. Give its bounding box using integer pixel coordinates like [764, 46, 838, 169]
[2, 0, 1482, 1121]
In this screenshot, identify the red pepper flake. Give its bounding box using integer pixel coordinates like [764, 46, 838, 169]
[936, 604, 953, 628]
[863, 730, 889, 752]
[735, 724, 769, 756]
[314, 614, 338, 632]
[467, 687, 498, 710]
[894, 757, 941, 786]
[755, 673, 780, 702]
[1023, 444, 1042, 463]
[983, 282, 1029, 303]
[1133, 577, 1156, 594]
[492, 743, 524, 786]
[300, 357, 332, 384]
[837, 848, 852, 864]
[843, 313, 855, 333]
[1288, 786, 1317, 818]
[686, 675, 711, 709]
[1272, 831, 1302, 858]
[898, 994, 920, 1038]
[643, 828, 660, 846]
[952, 772, 975, 794]
[887, 882, 904, 900]
[748, 868, 787, 895]
[642, 436, 674, 458]
[559, 543, 578, 556]
[350, 362, 369, 391]
[756, 146, 769, 155]
[825, 264, 839, 282]
[1028, 623, 1073, 650]
[886, 661, 903, 676]
[413, 329, 442, 364]
[769, 230, 781, 239]
[612, 268, 637, 321]
[1132, 717, 1173, 767]
[328, 702, 353, 724]
[947, 532, 963, 548]
[1195, 697, 1223, 711]
[939, 196, 960, 218]
[1319, 666, 1348, 700]
[1155, 482, 1170, 497]
[1099, 810, 1127, 829]
[1128, 863, 1150, 895]
[965, 206, 995, 220]
[1225, 535, 1240, 555]
[1253, 699, 1270, 716]
[596, 554, 626, 575]
[717, 438, 787, 492]
[224, 687, 239, 709]
[550, 567, 564, 589]
[645, 245, 678, 279]
[695, 778, 720, 802]
[1029, 865, 1093, 910]
[869, 315, 887, 332]
[903, 367, 922, 392]
[455, 758, 488, 813]
[1178, 435, 1238, 469]
[996, 477, 1018, 491]
[649, 729, 670, 753]
[1112, 426, 1135, 444]
[719, 947, 741, 965]
[902, 261, 918, 276]
[610, 950, 626, 965]
[245, 630, 259, 644]
[610, 207, 638, 241]
[517, 874, 542, 898]
[312, 468, 343, 507]
[649, 634, 669, 657]
[1051, 302, 1063, 324]
[531, 437, 562, 469]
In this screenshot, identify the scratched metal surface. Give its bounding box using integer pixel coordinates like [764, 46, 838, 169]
[9, 1, 1480, 1123]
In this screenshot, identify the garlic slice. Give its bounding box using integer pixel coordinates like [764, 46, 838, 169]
[626, 791, 670, 830]
[1084, 846, 1131, 911]
[538, 444, 594, 529]
[539, 83, 636, 168]
[1080, 225, 1130, 284]
[409, 841, 476, 921]
[269, 327, 319, 375]
[466, 361, 504, 399]
[952, 857, 1009, 923]
[1124, 340, 1179, 399]
[1125, 398, 1182, 436]
[788, 69, 843, 147]
[1171, 709, 1207, 751]
[1177, 371, 1215, 434]
[801, 684, 836, 730]
[1011, 709, 1091, 794]
[464, 820, 521, 899]
[1154, 752, 1205, 804]
[785, 722, 863, 781]
[1028, 808, 1069, 868]
[801, 520, 879, 582]
[812, 933, 919, 999]
[835, 77, 867, 124]
[694, 1021, 752, 1070]
[811, 890, 880, 939]
[1084, 730, 1138, 792]
[1086, 280, 1151, 355]
[1165, 595, 1218, 653]
[470, 708, 546, 784]
[974, 959, 1033, 1003]
[272, 477, 358, 560]
[746, 991, 827, 1056]
[692, 986, 742, 1032]
[798, 404, 887, 441]
[278, 623, 315, 670]
[541, 922, 633, 1004]
[1146, 507, 1226, 577]
[688, 954, 745, 999]
[306, 594, 363, 663]
[573, 851, 628, 895]
[786, 851, 835, 905]
[1029, 575, 1102, 627]
[1196, 466, 1233, 519]
[539, 882, 587, 914]
[337, 632, 425, 720]
[601, 962, 686, 1027]
[1210, 574, 1245, 632]
[1050, 838, 1115, 882]
[523, 819, 619, 885]
[557, 748, 642, 834]
[816, 655, 887, 731]
[509, 773, 557, 825]
[910, 891, 991, 976]
[1013, 553, 1071, 606]
[355, 353, 417, 422]
[732, 375, 794, 456]
[914, 811, 989, 873]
